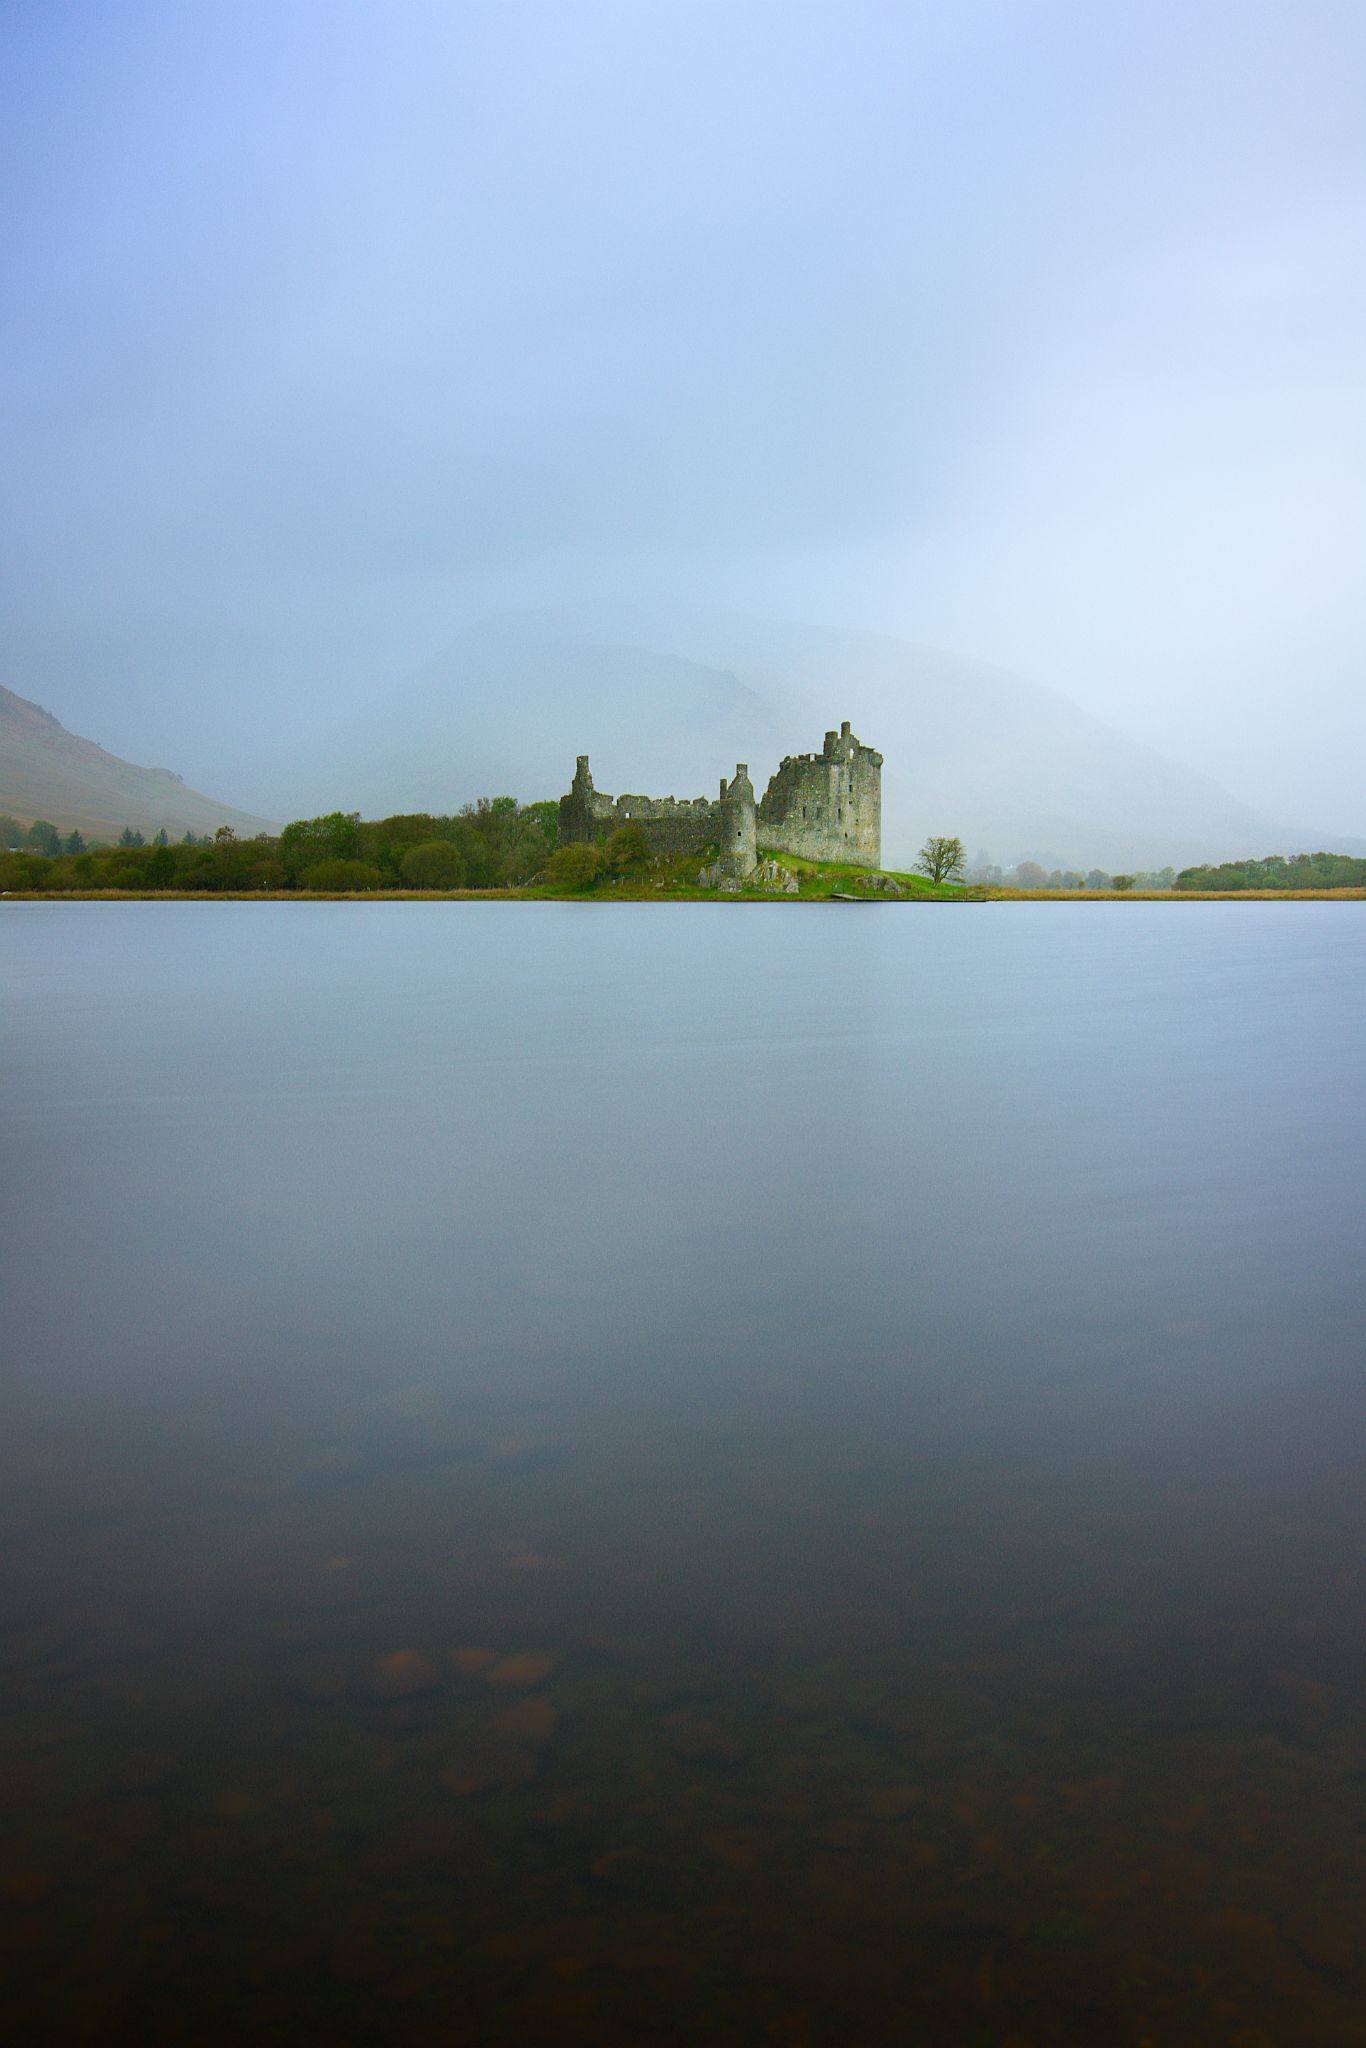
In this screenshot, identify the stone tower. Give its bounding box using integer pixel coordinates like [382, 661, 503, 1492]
[716, 764, 757, 877]
[557, 755, 600, 847]
[757, 721, 882, 868]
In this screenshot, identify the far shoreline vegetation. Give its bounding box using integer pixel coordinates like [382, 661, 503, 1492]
[2, 806, 1365, 902]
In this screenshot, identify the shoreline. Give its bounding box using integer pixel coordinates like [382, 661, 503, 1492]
[4, 888, 1366, 905]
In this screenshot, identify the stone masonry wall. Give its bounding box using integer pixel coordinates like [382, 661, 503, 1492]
[558, 757, 718, 857]
[757, 722, 882, 868]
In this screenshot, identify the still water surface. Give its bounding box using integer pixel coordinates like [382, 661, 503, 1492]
[2, 902, 1364, 2043]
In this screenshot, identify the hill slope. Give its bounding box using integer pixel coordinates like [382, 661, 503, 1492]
[1, 688, 277, 842]
[302, 607, 1295, 871]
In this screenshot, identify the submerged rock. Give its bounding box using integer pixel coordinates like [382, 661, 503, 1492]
[372, 1650, 438, 1699]
[450, 1646, 498, 1677]
[493, 1696, 558, 1745]
[485, 1652, 556, 1688]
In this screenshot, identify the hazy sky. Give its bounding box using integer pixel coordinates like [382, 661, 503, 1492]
[3, 0, 1363, 828]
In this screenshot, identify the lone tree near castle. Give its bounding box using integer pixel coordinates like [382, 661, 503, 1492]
[916, 835, 965, 885]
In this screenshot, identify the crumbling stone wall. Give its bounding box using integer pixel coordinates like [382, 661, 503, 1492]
[557, 756, 718, 857]
[557, 722, 881, 870]
[757, 722, 882, 868]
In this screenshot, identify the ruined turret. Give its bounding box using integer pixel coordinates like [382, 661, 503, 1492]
[557, 755, 602, 847]
[757, 720, 881, 868]
[716, 764, 757, 878]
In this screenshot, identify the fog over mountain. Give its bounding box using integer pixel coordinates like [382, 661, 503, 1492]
[283, 607, 1313, 872]
[2, 5, 1362, 840]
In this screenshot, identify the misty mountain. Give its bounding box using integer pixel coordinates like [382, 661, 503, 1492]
[0, 686, 277, 842]
[293, 607, 1305, 871]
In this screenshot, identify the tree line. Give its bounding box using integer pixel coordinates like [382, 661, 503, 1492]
[1172, 852, 1366, 891]
[8, 808, 1362, 897]
[0, 816, 161, 858]
[0, 800, 562, 893]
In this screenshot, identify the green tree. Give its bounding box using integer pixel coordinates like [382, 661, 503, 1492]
[521, 800, 559, 845]
[455, 796, 552, 886]
[1111, 874, 1135, 892]
[145, 845, 176, 887]
[27, 820, 61, 855]
[915, 835, 965, 885]
[117, 826, 146, 848]
[361, 812, 448, 850]
[459, 830, 498, 889]
[0, 815, 24, 849]
[104, 859, 148, 889]
[174, 852, 216, 890]
[279, 811, 361, 877]
[400, 840, 467, 889]
[604, 823, 652, 874]
[302, 858, 383, 892]
[0, 852, 39, 889]
[544, 843, 604, 891]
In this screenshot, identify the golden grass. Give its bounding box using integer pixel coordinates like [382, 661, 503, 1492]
[983, 888, 1366, 902]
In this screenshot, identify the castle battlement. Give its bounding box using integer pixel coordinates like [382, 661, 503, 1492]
[557, 723, 881, 874]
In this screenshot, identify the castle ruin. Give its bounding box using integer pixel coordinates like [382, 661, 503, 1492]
[557, 721, 882, 878]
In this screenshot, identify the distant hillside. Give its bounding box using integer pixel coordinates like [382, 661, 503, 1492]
[0, 687, 277, 842]
[294, 606, 1302, 872]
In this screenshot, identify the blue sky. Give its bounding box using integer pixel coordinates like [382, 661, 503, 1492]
[2, 0, 1363, 826]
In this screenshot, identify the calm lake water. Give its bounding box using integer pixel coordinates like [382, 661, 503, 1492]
[2, 901, 1364, 2044]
